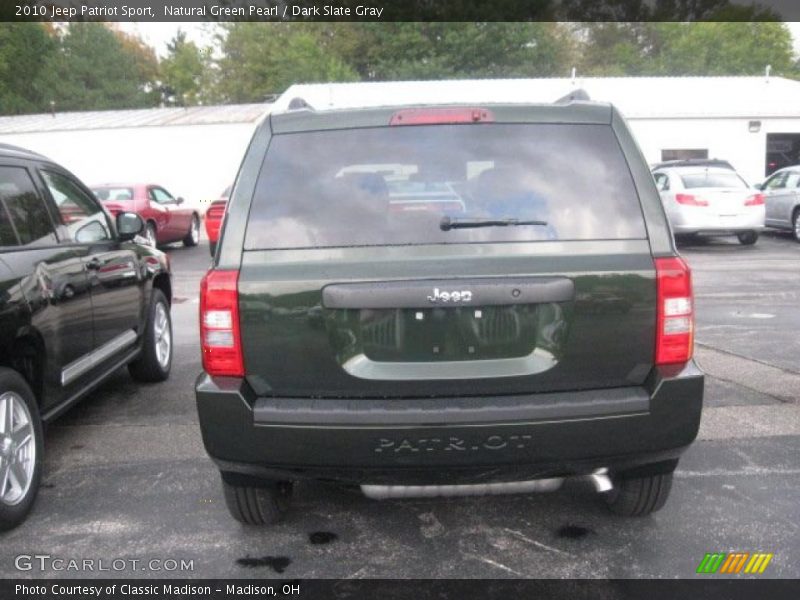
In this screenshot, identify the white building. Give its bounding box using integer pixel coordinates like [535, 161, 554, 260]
[2, 76, 800, 198]
[0, 104, 269, 208]
[278, 75, 800, 185]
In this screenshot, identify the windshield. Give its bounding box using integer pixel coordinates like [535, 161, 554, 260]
[245, 123, 646, 250]
[680, 170, 748, 189]
[92, 187, 135, 202]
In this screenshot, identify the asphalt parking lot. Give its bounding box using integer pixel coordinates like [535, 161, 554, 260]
[1, 231, 798, 579]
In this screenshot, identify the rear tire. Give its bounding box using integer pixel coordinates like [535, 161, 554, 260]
[128, 289, 172, 383]
[221, 475, 292, 526]
[736, 230, 758, 245]
[0, 368, 43, 532]
[183, 214, 200, 247]
[792, 208, 800, 243]
[605, 472, 673, 517]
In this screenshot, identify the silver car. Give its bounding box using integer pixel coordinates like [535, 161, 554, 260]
[652, 160, 765, 245]
[758, 166, 800, 242]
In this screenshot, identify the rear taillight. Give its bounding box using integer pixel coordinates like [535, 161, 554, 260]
[655, 257, 694, 366]
[200, 269, 243, 377]
[675, 193, 709, 206]
[206, 201, 227, 219]
[389, 107, 494, 126]
[744, 193, 765, 206]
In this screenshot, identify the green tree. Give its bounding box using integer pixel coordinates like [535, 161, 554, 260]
[215, 23, 358, 103]
[0, 23, 57, 114]
[358, 22, 575, 80]
[577, 21, 794, 77]
[45, 23, 160, 111]
[212, 22, 575, 98]
[161, 30, 212, 106]
[654, 22, 794, 76]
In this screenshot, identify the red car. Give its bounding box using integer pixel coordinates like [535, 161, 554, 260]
[204, 185, 231, 255]
[92, 183, 201, 248]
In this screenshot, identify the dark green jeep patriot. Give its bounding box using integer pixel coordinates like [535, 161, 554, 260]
[196, 87, 704, 524]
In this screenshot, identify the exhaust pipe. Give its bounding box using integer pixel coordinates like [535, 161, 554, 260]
[584, 468, 613, 493]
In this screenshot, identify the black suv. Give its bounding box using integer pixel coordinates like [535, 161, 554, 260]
[196, 92, 704, 524]
[0, 144, 172, 530]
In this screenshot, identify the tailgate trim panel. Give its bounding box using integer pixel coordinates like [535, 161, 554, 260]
[322, 277, 575, 309]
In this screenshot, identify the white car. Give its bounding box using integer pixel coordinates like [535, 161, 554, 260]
[652, 160, 765, 245]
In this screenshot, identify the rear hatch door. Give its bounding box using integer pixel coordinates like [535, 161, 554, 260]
[239, 118, 655, 398]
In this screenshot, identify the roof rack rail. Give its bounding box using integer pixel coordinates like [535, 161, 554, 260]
[287, 97, 314, 111]
[651, 158, 734, 171]
[555, 89, 590, 104]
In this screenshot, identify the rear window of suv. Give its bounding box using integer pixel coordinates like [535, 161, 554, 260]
[245, 123, 646, 250]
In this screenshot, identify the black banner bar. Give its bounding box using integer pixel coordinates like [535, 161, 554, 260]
[2, 579, 800, 600]
[3, 0, 800, 22]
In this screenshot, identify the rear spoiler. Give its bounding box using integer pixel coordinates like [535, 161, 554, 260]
[554, 89, 591, 104]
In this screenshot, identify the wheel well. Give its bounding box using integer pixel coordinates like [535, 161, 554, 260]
[152, 273, 172, 306]
[1, 333, 46, 406]
[793, 205, 800, 222]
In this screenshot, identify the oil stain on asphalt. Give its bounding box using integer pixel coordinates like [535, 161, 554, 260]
[556, 525, 595, 540]
[236, 556, 291, 573]
[309, 531, 338, 545]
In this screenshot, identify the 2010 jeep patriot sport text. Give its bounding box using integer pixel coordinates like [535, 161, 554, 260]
[196, 82, 704, 525]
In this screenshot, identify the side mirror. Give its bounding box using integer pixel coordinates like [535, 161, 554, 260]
[116, 211, 144, 241]
[176, 196, 185, 205]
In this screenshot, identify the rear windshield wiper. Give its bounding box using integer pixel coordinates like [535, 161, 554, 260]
[440, 216, 549, 231]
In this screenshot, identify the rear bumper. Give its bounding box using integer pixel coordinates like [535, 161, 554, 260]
[195, 362, 704, 485]
[670, 208, 764, 234]
[673, 227, 763, 235]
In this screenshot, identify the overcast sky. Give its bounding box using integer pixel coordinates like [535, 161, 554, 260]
[118, 22, 800, 63]
[117, 22, 214, 57]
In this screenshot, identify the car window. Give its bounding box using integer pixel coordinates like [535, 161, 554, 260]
[0, 166, 58, 247]
[150, 187, 175, 204]
[92, 186, 134, 202]
[764, 172, 787, 190]
[40, 170, 111, 244]
[245, 123, 647, 250]
[0, 199, 13, 246]
[653, 173, 670, 192]
[784, 172, 800, 189]
[680, 170, 748, 189]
